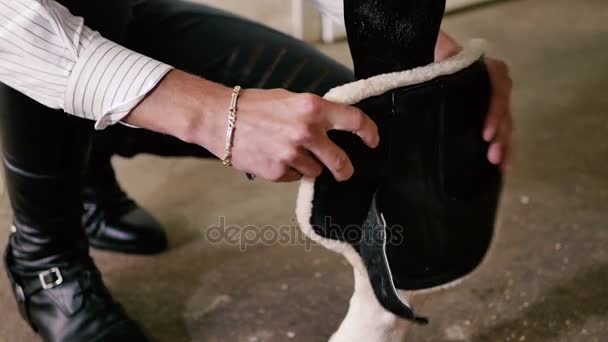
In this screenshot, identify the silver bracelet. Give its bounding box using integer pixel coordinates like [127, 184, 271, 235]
[222, 86, 242, 167]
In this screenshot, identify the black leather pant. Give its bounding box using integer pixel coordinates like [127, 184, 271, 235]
[0, 0, 353, 261]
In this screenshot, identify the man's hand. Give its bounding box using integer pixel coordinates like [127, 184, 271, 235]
[483, 57, 514, 173]
[220, 89, 379, 182]
[436, 31, 514, 173]
[125, 70, 379, 183]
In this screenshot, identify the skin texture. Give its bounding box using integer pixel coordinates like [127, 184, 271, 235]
[125, 71, 379, 182]
[483, 56, 514, 173]
[125, 30, 513, 182]
[435, 31, 514, 172]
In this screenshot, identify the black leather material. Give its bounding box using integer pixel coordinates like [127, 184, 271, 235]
[307, 0, 502, 323]
[91, 126, 213, 159]
[74, 0, 357, 254]
[5, 243, 149, 342]
[359, 193, 429, 324]
[83, 147, 168, 255]
[82, 190, 169, 255]
[0, 86, 148, 341]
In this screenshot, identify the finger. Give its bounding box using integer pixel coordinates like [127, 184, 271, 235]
[323, 102, 380, 148]
[487, 141, 503, 165]
[483, 101, 507, 142]
[483, 114, 499, 142]
[307, 136, 354, 182]
[483, 87, 511, 142]
[277, 169, 303, 183]
[289, 150, 324, 179]
[483, 57, 513, 142]
[487, 115, 512, 166]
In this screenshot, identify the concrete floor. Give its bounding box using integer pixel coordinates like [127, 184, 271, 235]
[1, 0, 607, 341]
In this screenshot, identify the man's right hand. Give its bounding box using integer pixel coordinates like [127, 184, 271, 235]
[125, 70, 379, 183]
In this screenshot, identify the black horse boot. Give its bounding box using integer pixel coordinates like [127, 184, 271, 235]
[296, 0, 502, 324]
[0, 86, 149, 341]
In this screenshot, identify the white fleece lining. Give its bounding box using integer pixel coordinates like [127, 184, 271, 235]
[295, 39, 490, 299]
[324, 39, 487, 105]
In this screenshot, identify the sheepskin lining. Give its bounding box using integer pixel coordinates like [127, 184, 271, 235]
[295, 39, 492, 299]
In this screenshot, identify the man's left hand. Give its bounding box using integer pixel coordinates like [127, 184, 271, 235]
[483, 56, 514, 173]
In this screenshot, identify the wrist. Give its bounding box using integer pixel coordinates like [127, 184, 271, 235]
[178, 75, 232, 153]
[125, 70, 232, 156]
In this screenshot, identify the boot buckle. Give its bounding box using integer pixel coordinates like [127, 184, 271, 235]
[39, 267, 63, 290]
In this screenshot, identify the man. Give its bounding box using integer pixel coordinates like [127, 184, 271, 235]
[0, 0, 512, 340]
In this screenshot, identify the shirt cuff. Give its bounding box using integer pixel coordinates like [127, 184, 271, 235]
[64, 34, 173, 130]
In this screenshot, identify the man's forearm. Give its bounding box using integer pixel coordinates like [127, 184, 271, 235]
[123, 70, 231, 156]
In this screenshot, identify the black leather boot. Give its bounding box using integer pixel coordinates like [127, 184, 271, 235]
[3, 164, 150, 342]
[0, 86, 150, 341]
[83, 143, 168, 255]
[82, 123, 212, 254]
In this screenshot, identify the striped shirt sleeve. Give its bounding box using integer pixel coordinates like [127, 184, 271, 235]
[0, 0, 173, 130]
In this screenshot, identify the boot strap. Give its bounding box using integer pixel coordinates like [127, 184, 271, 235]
[359, 193, 429, 325]
[8, 263, 87, 329]
[18, 266, 85, 297]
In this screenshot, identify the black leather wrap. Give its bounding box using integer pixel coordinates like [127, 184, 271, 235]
[311, 59, 502, 283]
[306, 0, 503, 323]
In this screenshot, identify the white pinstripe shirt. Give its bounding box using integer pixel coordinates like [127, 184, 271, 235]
[0, 0, 343, 130]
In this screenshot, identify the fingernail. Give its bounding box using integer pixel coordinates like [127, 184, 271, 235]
[488, 143, 502, 165]
[483, 128, 494, 142]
